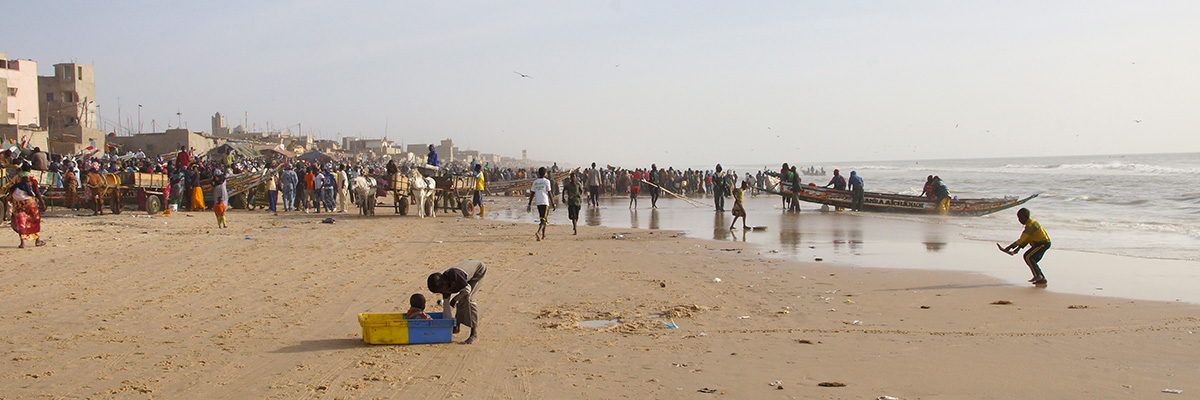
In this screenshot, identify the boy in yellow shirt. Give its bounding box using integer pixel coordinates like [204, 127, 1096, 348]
[1002, 208, 1051, 285]
[472, 164, 485, 217]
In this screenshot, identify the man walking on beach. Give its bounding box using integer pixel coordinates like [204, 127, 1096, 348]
[427, 260, 487, 344]
[528, 167, 552, 241]
[1002, 208, 1051, 285]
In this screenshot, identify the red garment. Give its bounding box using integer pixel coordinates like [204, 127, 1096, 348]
[12, 198, 40, 236]
[405, 309, 432, 320]
[11, 175, 41, 236]
[176, 151, 190, 167]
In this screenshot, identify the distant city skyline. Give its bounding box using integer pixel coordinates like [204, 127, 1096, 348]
[5, 1, 1198, 167]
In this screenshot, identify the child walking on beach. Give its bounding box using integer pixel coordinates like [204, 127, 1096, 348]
[562, 173, 583, 235]
[1002, 208, 1051, 285]
[212, 171, 228, 228]
[729, 181, 750, 230]
[527, 167, 552, 241]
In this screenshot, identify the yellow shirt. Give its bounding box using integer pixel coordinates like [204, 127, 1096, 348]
[1016, 218, 1050, 246]
[475, 171, 485, 191]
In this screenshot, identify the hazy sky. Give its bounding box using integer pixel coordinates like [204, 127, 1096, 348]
[6, 1, 1198, 167]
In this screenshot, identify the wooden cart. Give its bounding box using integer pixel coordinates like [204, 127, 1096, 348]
[431, 174, 475, 217]
[117, 171, 171, 214]
[372, 172, 415, 215]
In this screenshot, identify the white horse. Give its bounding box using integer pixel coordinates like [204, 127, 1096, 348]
[351, 176, 377, 216]
[408, 169, 437, 218]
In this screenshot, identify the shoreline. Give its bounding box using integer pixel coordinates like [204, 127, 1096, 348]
[2, 208, 1199, 398]
[487, 194, 1200, 305]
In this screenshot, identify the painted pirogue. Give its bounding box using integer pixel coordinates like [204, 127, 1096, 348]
[759, 182, 1038, 216]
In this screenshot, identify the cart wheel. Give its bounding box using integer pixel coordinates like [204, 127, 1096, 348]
[460, 201, 471, 217]
[112, 190, 123, 214]
[398, 199, 409, 215]
[146, 195, 162, 215]
[424, 199, 434, 216]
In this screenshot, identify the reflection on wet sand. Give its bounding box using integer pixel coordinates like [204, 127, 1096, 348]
[630, 209, 639, 230]
[649, 208, 660, 230]
[923, 223, 947, 252]
[585, 207, 601, 226]
[713, 211, 728, 241]
[777, 212, 802, 252]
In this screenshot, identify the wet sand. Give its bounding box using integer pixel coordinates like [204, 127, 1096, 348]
[2, 205, 1199, 399]
[493, 195, 1200, 304]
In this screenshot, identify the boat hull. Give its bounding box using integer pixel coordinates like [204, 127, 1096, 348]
[776, 185, 1036, 216]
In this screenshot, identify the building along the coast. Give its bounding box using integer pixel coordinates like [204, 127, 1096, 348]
[1, 53, 40, 127]
[107, 128, 218, 157]
[39, 62, 104, 154]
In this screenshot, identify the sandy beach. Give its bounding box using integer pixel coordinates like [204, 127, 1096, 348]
[3, 206, 1199, 399]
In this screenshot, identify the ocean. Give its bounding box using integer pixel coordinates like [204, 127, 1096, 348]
[764, 152, 1200, 261]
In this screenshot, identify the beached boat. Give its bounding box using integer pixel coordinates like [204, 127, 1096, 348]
[761, 181, 1037, 216]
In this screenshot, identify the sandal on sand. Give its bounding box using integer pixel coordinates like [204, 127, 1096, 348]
[1032, 278, 1048, 285]
[35, 240, 46, 247]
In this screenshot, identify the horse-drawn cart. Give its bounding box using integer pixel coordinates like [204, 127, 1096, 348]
[375, 172, 413, 215]
[431, 174, 475, 217]
[118, 171, 171, 214]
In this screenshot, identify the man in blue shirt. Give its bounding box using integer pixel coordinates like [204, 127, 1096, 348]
[280, 165, 298, 212]
[848, 171, 864, 211]
[427, 144, 439, 167]
[824, 169, 847, 190]
[322, 167, 337, 212]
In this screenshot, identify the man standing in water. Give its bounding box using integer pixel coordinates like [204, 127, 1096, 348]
[648, 164, 661, 209]
[585, 162, 601, 207]
[848, 171, 864, 211]
[1002, 208, 1051, 285]
[712, 164, 728, 211]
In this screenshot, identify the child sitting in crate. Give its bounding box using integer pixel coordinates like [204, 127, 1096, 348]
[404, 293, 432, 320]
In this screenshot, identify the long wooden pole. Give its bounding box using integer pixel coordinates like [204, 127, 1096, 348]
[639, 180, 711, 209]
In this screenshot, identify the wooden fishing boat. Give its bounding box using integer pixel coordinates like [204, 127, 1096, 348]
[761, 183, 1037, 216]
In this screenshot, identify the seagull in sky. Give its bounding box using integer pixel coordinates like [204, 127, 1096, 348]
[1134, 119, 1142, 123]
[514, 71, 532, 79]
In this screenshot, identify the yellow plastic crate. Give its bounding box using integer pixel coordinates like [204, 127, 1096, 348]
[358, 312, 454, 345]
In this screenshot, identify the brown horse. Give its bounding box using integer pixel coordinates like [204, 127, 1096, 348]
[84, 172, 122, 215]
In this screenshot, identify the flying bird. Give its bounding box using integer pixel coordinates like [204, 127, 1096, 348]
[1134, 120, 1142, 123]
[514, 71, 532, 79]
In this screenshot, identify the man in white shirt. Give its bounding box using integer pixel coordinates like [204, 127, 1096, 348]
[585, 162, 601, 207]
[527, 167, 552, 241]
[312, 172, 325, 213]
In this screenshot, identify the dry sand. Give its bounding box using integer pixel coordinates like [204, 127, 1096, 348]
[2, 206, 1199, 399]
